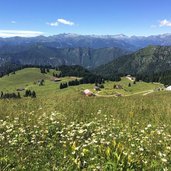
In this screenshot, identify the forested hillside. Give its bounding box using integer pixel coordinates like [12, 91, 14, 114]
[94, 46, 171, 84]
[0, 44, 129, 69]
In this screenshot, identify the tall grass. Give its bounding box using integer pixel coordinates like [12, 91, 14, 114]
[1, 91, 171, 170]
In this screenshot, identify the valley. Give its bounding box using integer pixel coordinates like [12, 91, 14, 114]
[1, 41, 171, 171]
[1, 0, 171, 170]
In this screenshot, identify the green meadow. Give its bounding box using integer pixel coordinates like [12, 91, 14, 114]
[1, 68, 171, 170]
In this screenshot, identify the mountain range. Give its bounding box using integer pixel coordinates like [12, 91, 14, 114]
[1, 33, 171, 82]
[0, 45, 129, 69]
[1, 33, 171, 51]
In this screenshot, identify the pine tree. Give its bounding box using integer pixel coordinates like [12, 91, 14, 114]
[60, 83, 63, 89]
[40, 68, 46, 74]
[39, 79, 44, 86]
[24, 90, 31, 97]
[128, 83, 131, 87]
[0, 91, 3, 98]
[31, 91, 36, 98]
[64, 83, 68, 88]
[24, 90, 29, 97]
[17, 92, 21, 98]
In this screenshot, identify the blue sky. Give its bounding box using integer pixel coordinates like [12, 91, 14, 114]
[0, 0, 171, 37]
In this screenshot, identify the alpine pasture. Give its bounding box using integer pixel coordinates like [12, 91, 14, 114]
[1, 68, 171, 170]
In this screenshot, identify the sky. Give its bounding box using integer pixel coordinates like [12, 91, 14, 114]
[0, 0, 171, 37]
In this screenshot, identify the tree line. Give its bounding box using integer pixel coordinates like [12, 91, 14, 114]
[0, 90, 36, 99]
[1, 62, 171, 86]
[0, 91, 21, 99]
[60, 76, 105, 89]
[135, 70, 171, 85]
[24, 90, 36, 98]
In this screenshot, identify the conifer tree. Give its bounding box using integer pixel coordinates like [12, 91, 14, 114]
[0, 91, 3, 98]
[31, 91, 36, 98]
[17, 92, 21, 98]
[60, 83, 63, 89]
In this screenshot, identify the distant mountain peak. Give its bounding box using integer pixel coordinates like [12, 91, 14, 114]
[111, 34, 129, 39]
[0, 33, 171, 52]
[57, 33, 80, 37]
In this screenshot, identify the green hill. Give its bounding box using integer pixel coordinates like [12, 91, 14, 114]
[0, 67, 85, 96]
[0, 68, 52, 91]
[0, 67, 163, 97]
[94, 46, 171, 80]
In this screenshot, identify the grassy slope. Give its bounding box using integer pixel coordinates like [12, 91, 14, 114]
[97, 77, 163, 96]
[1, 68, 171, 170]
[0, 68, 79, 96]
[0, 68, 51, 91]
[0, 68, 168, 122]
[0, 68, 163, 97]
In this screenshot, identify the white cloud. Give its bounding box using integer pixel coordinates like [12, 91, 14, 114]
[0, 30, 44, 38]
[47, 18, 75, 27]
[159, 19, 171, 27]
[11, 21, 16, 24]
[57, 18, 74, 26]
[46, 21, 59, 27]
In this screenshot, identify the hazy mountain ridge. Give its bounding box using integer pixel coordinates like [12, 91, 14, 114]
[0, 44, 129, 69]
[0, 35, 134, 51]
[1, 33, 171, 51]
